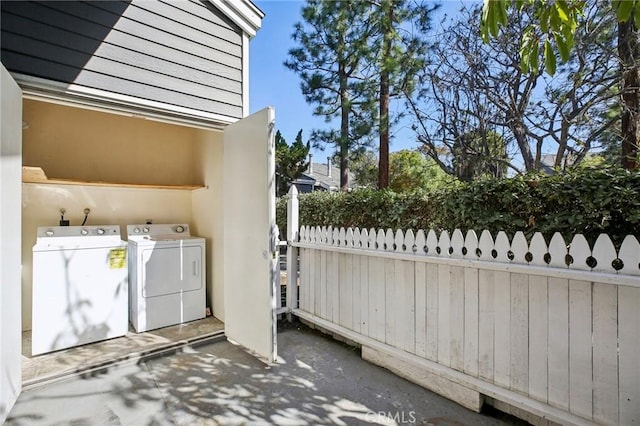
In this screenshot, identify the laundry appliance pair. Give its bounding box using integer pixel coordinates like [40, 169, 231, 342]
[31, 223, 205, 355]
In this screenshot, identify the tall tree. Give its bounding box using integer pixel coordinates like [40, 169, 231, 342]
[275, 130, 310, 197]
[285, 0, 378, 191]
[378, 0, 393, 189]
[370, 0, 436, 189]
[481, 0, 639, 170]
[618, 6, 640, 168]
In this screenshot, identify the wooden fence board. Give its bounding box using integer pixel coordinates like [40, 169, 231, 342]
[478, 269, 495, 382]
[463, 267, 479, 377]
[404, 261, 416, 354]
[352, 253, 361, 334]
[369, 254, 385, 343]
[426, 263, 439, 362]
[618, 285, 640, 425]
[339, 253, 353, 329]
[528, 275, 548, 403]
[308, 248, 316, 316]
[548, 277, 570, 411]
[314, 249, 322, 317]
[568, 280, 593, 419]
[332, 252, 341, 324]
[319, 250, 327, 319]
[494, 271, 511, 388]
[438, 264, 452, 366]
[592, 283, 619, 424]
[359, 256, 369, 336]
[450, 265, 465, 371]
[385, 258, 396, 347]
[394, 259, 405, 350]
[310, 248, 317, 313]
[415, 262, 427, 358]
[300, 248, 309, 311]
[510, 273, 529, 395]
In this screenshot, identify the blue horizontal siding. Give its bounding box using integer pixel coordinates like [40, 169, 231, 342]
[1, 0, 245, 120]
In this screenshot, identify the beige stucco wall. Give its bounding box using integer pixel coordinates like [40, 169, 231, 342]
[22, 99, 198, 186]
[192, 130, 225, 321]
[21, 99, 224, 330]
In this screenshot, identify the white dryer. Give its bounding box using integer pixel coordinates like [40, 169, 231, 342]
[127, 224, 206, 332]
[32, 225, 128, 355]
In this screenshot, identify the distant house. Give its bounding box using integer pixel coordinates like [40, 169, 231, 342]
[539, 152, 586, 173]
[293, 154, 352, 192]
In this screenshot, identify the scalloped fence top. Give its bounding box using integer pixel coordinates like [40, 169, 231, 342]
[297, 226, 640, 276]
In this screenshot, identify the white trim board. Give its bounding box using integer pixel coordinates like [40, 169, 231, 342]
[209, 0, 264, 38]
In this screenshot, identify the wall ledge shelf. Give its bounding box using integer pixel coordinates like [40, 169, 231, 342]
[22, 166, 206, 191]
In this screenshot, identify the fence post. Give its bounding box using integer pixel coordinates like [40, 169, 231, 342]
[286, 185, 299, 322]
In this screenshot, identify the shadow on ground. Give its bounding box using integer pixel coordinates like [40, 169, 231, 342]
[7, 321, 527, 425]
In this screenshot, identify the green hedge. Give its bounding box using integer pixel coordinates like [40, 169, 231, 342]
[277, 167, 640, 247]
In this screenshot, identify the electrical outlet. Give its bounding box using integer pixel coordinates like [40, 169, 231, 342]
[59, 208, 69, 226]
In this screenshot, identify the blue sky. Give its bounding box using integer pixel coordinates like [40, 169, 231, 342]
[249, 0, 474, 160]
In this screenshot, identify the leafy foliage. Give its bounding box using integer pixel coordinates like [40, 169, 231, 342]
[350, 149, 453, 192]
[388, 150, 453, 192]
[481, 0, 639, 170]
[277, 167, 640, 247]
[275, 130, 310, 197]
[349, 150, 379, 188]
[480, 0, 635, 75]
[410, 3, 620, 175]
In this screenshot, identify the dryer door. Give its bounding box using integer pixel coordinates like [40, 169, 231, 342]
[142, 245, 203, 297]
[223, 107, 277, 363]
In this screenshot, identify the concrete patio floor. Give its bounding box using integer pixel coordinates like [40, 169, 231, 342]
[7, 322, 526, 425]
[22, 317, 225, 387]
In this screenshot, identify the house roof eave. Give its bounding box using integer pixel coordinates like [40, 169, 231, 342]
[207, 0, 264, 38]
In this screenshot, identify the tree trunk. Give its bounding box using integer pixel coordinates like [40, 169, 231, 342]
[378, 3, 393, 189]
[339, 66, 350, 191]
[618, 17, 639, 170]
[507, 114, 535, 171]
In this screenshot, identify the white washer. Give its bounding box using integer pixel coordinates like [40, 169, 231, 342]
[127, 224, 206, 332]
[32, 225, 128, 355]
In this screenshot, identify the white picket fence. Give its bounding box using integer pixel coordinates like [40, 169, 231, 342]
[284, 189, 640, 426]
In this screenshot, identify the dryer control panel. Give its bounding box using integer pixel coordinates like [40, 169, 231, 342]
[127, 224, 191, 241]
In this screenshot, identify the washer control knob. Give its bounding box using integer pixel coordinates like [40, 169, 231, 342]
[143, 227, 150, 233]
[133, 227, 140, 234]
[45, 230, 54, 236]
[97, 228, 105, 235]
[81, 229, 88, 235]
[175, 225, 185, 233]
